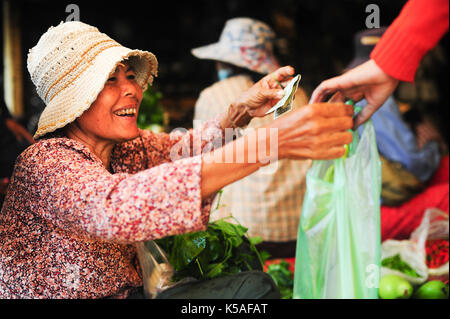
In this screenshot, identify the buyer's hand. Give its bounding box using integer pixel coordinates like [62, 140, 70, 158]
[310, 60, 399, 128]
[233, 66, 295, 118]
[268, 102, 354, 160]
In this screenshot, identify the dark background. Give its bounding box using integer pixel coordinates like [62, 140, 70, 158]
[1, 0, 448, 143]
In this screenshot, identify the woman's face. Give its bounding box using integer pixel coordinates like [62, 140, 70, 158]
[75, 61, 143, 143]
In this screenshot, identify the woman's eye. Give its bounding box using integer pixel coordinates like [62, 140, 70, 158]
[107, 77, 116, 82]
[127, 74, 136, 80]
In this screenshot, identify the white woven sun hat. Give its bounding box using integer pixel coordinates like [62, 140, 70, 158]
[191, 17, 280, 75]
[28, 21, 158, 139]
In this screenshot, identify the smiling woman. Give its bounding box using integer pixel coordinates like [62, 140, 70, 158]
[65, 62, 144, 169]
[0, 21, 354, 299]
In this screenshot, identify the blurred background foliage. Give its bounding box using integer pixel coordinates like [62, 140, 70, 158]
[136, 87, 166, 132]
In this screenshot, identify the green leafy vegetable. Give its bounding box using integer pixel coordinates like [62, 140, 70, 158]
[155, 189, 269, 283]
[381, 254, 421, 278]
[155, 216, 267, 282]
[137, 86, 165, 130]
[266, 260, 294, 299]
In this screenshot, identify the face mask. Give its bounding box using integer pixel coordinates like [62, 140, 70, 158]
[218, 68, 233, 81]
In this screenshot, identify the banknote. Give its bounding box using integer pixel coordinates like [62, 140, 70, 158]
[265, 74, 301, 119]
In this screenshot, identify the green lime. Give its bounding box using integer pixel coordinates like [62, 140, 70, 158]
[414, 280, 449, 299]
[379, 274, 413, 299]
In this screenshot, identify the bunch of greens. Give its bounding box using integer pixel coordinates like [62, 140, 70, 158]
[155, 217, 267, 282]
[381, 254, 421, 278]
[266, 260, 294, 299]
[137, 86, 165, 131]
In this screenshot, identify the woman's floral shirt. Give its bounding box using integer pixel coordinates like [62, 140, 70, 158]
[0, 118, 225, 298]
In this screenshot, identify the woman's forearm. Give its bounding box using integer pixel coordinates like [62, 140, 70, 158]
[200, 129, 267, 199]
[218, 102, 252, 130]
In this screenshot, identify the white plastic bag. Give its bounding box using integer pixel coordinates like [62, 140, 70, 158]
[135, 240, 175, 298]
[381, 208, 449, 285]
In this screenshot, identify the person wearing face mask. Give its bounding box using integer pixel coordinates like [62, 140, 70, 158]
[192, 18, 311, 258]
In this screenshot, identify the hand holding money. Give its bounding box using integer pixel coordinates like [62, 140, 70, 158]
[265, 74, 302, 119]
[230, 66, 295, 119]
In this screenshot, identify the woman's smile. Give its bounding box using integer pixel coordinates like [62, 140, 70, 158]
[113, 105, 138, 117]
[63, 61, 144, 168]
[112, 102, 139, 122]
[69, 62, 143, 139]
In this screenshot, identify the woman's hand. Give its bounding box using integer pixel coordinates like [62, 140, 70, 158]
[240, 66, 295, 117]
[269, 102, 354, 160]
[223, 66, 295, 129]
[309, 60, 399, 129]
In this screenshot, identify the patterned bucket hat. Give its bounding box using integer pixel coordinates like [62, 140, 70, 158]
[191, 17, 280, 74]
[28, 21, 158, 139]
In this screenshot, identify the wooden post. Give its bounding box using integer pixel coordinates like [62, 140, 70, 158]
[3, 0, 24, 117]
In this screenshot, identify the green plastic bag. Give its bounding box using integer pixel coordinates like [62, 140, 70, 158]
[293, 118, 382, 299]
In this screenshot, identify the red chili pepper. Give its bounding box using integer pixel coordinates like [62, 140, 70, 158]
[425, 239, 449, 269]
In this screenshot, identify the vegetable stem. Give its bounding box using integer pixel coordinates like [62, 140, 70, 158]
[195, 258, 204, 277]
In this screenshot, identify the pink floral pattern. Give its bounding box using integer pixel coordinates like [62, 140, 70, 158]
[0, 117, 224, 299]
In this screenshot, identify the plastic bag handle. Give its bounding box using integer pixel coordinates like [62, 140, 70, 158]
[343, 99, 364, 158]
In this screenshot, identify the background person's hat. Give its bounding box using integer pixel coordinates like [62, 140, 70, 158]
[345, 27, 388, 71]
[28, 21, 158, 139]
[191, 17, 280, 74]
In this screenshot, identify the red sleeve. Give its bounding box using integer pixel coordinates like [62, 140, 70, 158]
[371, 0, 449, 82]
